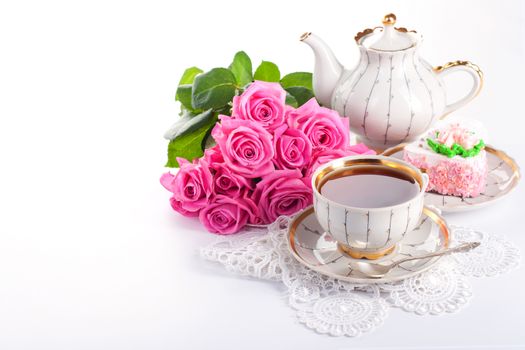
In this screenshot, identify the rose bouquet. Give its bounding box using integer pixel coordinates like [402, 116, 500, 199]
[161, 80, 375, 234]
[164, 51, 319, 166]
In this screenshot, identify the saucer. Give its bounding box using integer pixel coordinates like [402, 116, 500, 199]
[287, 206, 450, 284]
[382, 144, 520, 212]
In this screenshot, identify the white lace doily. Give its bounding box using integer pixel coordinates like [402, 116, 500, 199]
[200, 217, 521, 337]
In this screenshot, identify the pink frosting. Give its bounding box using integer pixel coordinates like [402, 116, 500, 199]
[404, 151, 488, 197]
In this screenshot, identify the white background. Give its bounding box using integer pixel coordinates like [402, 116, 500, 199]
[0, 0, 524, 349]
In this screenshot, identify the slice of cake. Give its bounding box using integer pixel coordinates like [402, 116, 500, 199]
[403, 123, 487, 198]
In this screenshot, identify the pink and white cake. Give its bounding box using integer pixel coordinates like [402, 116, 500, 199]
[403, 123, 488, 198]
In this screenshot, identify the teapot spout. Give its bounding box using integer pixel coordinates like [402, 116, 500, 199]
[300, 32, 344, 107]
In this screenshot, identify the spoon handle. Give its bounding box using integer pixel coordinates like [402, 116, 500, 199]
[393, 241, 480, 267]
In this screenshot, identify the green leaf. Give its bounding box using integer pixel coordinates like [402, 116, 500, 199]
[166, 111, 219, 167]
[178, 66, 203, 85]
[254, 61, 280, 82]
[280, 72, 313, 90]
[191, 68, 237, 110]
[285, 87, 315, 107]
[164, 109, 215, 141]
[175, 85, 195, 111]
[229, 51, 253, 87]
[175, 67, 203, 112]
[285, 92, 298, 108]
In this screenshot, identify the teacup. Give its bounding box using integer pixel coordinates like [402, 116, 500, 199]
[311, 155, 429, 259]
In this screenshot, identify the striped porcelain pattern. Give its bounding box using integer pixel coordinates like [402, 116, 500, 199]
[313, 189, 424, 252]
[331, 48, 446, 149]
[311, 155, 429, 255]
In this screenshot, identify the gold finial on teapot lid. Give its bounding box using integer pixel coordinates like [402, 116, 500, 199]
[359, 13, 416, 51]
[382, 13, 396, 26]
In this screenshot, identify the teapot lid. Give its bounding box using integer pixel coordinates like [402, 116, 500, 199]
[355, 14, 419, 51]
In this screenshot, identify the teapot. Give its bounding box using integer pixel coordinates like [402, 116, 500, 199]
[301, 13, 483, 149]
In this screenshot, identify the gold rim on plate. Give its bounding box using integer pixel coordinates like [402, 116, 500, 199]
[381, 144, 521, 211]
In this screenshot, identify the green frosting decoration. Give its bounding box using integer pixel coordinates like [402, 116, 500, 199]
[427, 138, 485, 158]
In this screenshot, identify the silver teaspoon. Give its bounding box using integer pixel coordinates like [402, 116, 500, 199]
[348, 241, 481, 279]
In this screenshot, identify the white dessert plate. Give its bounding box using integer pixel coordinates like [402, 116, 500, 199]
[382, 144, 521, 212]
[287, 206, 450, 284]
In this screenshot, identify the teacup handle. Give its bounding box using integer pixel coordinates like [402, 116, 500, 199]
[434, 61, 483, 119]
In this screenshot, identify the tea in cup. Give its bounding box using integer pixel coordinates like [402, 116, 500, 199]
[311, 155, 429, 259]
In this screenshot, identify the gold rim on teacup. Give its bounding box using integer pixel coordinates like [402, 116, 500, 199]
[311, 155, 429, 260]
[313, 156, 427, 209]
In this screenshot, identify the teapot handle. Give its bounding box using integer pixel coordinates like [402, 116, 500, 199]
[433, 61, 483, 119]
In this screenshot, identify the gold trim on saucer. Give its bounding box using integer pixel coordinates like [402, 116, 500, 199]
[423, 207, 450, 247]
[287, 205, 451, 283]
[290, 206, 314, 235]
[288, 207, 450, 259]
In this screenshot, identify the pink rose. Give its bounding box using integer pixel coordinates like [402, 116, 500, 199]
[160, 157, 213, 216]
[168, 196, 195, 217]
[273, 124, 312, 172]
[241, 190, 266, 225]
[254, 169, 312, 223]
[211, 162, 253, 198]
[203, 145, 224, 164]
[287, 98, 349, 150]
[199, 195, 258, 235]
[304, 144, 376, 180]
[204, 144, 254, 198]
[211, 116, 275, 178]
[232, 80, 286, 131]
